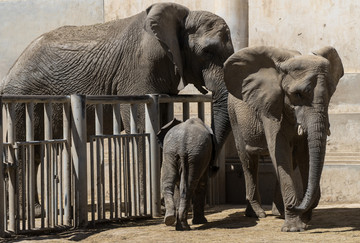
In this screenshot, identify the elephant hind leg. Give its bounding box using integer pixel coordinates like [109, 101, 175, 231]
[241, 153, 266, 218]
[176, 156, 192, 231]
[161, 155, 178, 226]
[192, 169, 208, 224]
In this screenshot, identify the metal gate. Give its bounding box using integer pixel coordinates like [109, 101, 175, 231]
[0, 94, 213, 236]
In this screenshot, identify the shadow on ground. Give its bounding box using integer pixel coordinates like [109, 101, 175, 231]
[307, 207, 360, 232]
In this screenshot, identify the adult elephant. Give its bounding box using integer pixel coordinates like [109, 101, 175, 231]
[224, 46, 343, 231]
[1, 3, 234, 216]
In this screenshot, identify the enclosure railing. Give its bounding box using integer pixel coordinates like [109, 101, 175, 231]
[0, 93, 213, 236]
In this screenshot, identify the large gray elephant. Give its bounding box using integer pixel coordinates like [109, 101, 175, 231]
[1, 3, 234, 215]
[157, 118, 214, 231]
[224, 46, 343, 232]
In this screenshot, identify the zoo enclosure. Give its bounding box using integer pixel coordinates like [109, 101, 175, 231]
[0, 93, 213, 236]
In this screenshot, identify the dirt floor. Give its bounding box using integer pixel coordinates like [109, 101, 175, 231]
[3, 203, 360, 243]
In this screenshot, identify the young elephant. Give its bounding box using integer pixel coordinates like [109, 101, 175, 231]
[157, 118, 214, 231]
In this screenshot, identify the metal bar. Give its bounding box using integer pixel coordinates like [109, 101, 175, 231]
[59, 143, 63, 226]
[113, 104, 121, 219]
[95, 104, 104, 220]
[159, 94, 212, 103]
[198, 102, 205, 121]
[90, 140, 95, 225]
[130, 104, 138, 216]
[1, 95, 70, 104]
[86, 95, 151, 105]
[22, 146, 27, 231]
[183, 102, 190, 121]
[44, 102, 53, 227]
[70, 94, 88, 227]
[62, 102, 71, 226]
[145, 94, 161, 217]
[26, 102, 35, 228]
[0, 98, 4, 236]
[40, 144, 45, 228]
[7, 103, 16, 232]
[108, 138, 113, 219]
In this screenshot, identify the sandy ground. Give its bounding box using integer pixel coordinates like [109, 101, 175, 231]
[3, 203, 360, 243]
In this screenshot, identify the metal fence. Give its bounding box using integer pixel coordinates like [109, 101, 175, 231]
[0, 93, 213, 236]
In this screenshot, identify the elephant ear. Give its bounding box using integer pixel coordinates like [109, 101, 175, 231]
[145, 3, 189, 90]
[156, 118, 183, 148]
[312, 46, 344, 97]
[224, 46, 298, 120]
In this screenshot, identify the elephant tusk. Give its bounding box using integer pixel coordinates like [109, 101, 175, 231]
[297, 124, 304, 136]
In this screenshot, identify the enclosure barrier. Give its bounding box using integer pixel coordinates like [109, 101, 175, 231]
[0, 93, 213, 236]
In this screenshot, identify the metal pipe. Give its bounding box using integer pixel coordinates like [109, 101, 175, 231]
[130, 104, 138, 216]
[26, 102, 35, 228]
[62, 102, 71, 226]
[0, 98, 4, 236]
[44, 103, 53, 226]
[145, 94, 161, 217]
[7, 103, 16, 232]
[70, 94, 88, 227]
[198, 102, 205, 121]
[183, 102, 190, 121]
[95, 104, 104, 220]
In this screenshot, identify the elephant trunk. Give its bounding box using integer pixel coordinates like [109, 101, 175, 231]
[293, 107, 327, 212]
[211, 81, 231, 155]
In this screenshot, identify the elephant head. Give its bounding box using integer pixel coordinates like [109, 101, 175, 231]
[145, 3, 234, 153]
[224, 46, 344, 212]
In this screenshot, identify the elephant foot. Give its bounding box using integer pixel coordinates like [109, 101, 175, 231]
[245, 203, 266, 218]
[164, 214, 176, 226]
[272, 202, 284, 218]
[281, 217, 307, 232]
[192, 215, 207, 225]
[176, 220, 191, 231]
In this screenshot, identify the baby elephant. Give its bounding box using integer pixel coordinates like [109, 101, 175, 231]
[157, 118, 214, 230]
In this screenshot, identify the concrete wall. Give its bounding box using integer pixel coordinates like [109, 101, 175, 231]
[0, 0, 104, 81]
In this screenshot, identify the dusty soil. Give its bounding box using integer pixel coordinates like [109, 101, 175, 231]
[4, 203, 360, 243]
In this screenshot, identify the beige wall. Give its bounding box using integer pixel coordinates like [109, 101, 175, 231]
[249, 0, 359, 73]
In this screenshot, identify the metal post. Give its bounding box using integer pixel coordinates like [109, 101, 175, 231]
[145, 95, 161, 217]
[113, 104, 121, 218]
[198, 102, 205, 121]
[7, 103, 16, 232]
[183, 102, 189, 121]
[26, 102, 35, 228]
[0, 98, 4, 236]
[95, 104, 104, 219]
[63, 102, 71, 226]
[44, 103, 53, 226]
[70, 94, 88, 227]
[130, 104, 138, 216]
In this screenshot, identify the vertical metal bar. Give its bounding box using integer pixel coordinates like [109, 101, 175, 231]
[44, 102, 53, 226]
[198, 102, 205, 121]
[113, 103, 121, 219]
[130, 104, 138, 216]
[59, 143, 63, 225]
[7, 103, 16, 232]
[166, 102, 174, 123]
[53, 144, 58, 226]
[26, 102, 35, 228]
[14, 146, 20, 233]
[0, 99, 4, 236]
[70, 94, 88, 227]
[90, 139, 95, 225]
[62, 102, 71, 226]
[108, 138, 113, 219]
[95, 104, 104, 220]
[40, 144, 45, 228]
[145, 95, 161, 217]
[183, 102, 190, 121]
[125, 137, 131, 216]
[22, 146, 26, 230]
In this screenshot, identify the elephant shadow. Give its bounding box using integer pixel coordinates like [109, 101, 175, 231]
[194, 207, 258, 230]
[307, 207, 360, 232]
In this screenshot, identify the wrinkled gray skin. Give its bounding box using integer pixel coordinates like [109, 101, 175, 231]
[224, 46, 343, 232]
[1, 3, 233, 215]
[158, 118, 213, 231]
